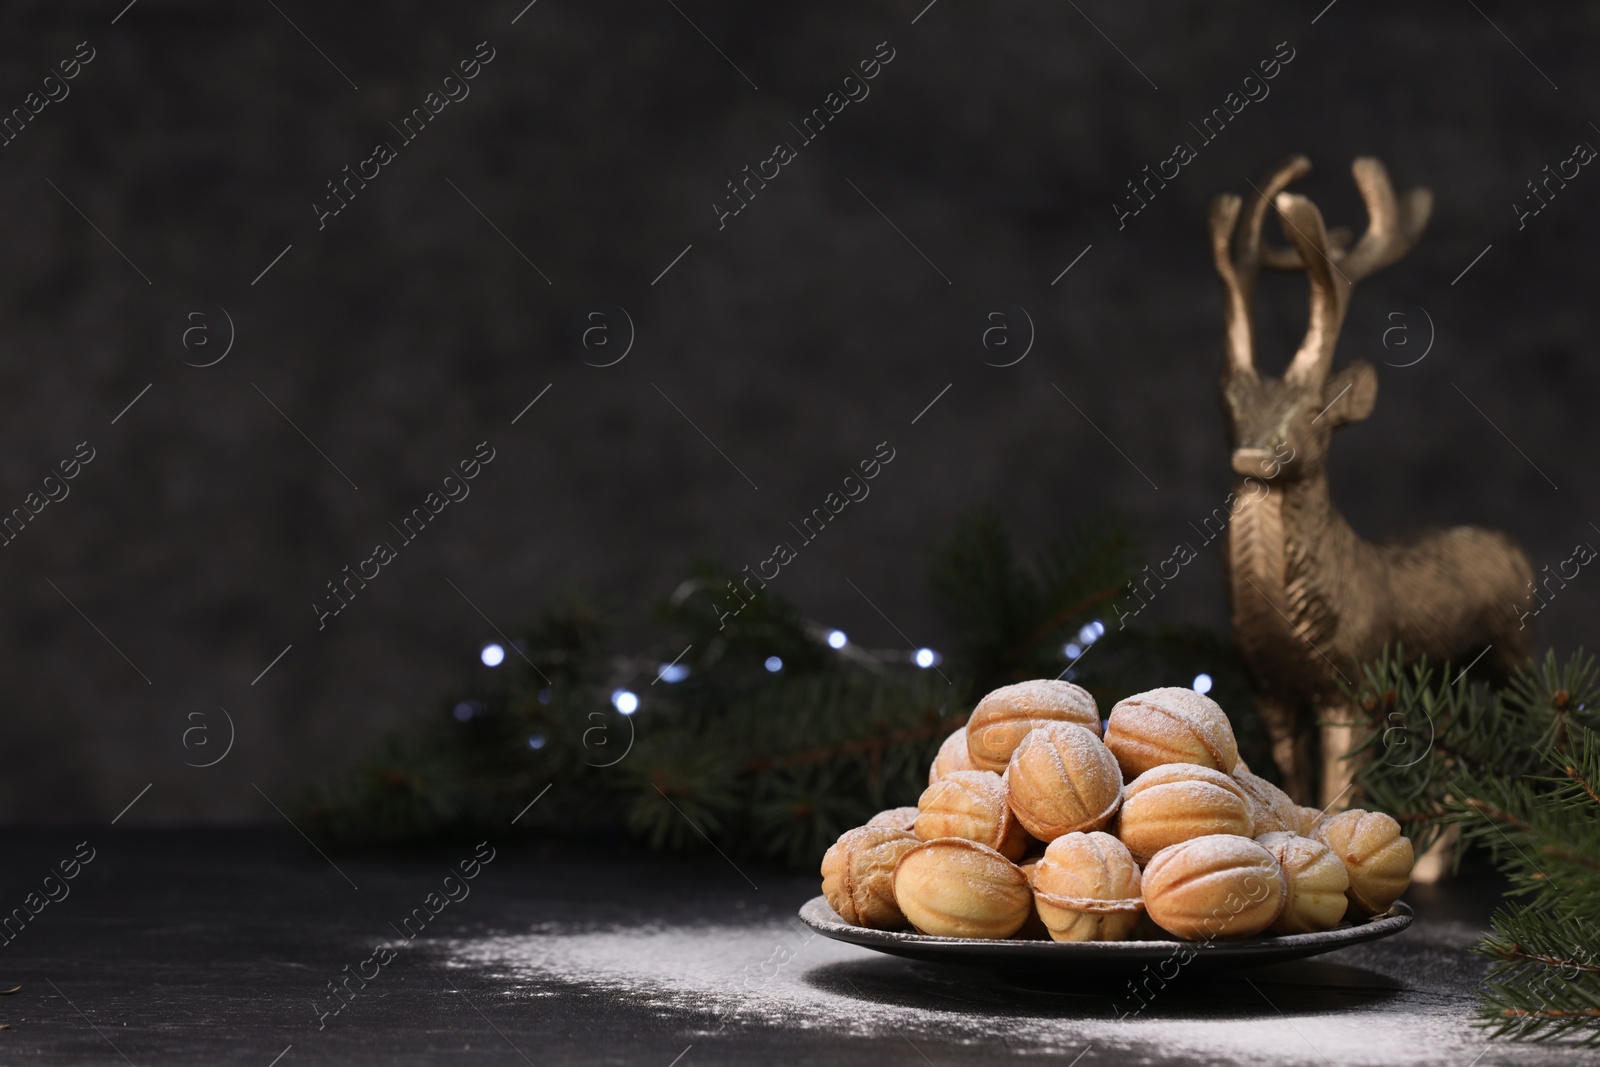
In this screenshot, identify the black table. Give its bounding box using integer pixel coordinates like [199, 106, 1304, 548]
[0, 829, 1581, 1065]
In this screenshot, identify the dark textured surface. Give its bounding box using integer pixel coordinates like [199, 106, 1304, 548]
[0, 828, 1586, 1066]
[1, 2, 1598, 821]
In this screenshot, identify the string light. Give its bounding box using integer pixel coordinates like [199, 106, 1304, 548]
[1192, 673, 1213, 695]
[480, 643, 505, 667]
[659, 663, 690, 684]
[452, 701, 478, 722]
[826, 630, 848, 649]
[914, 648, 937, 668]
[527, 734, 546, 750]
[1062, 621, 1105, 663]
[612, 689, 639, 715]
[764, 656, 783, 672]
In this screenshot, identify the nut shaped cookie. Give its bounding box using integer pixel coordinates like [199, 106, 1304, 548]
[1005, 723, 1123, 842]
[1233, 768, 1300, 834]
[1117, 763, 1254, 864]
[929, 726, 977, 784]
[866, 806, 920, 833]
[820, 826, 921, 929]
[1311, 809, 1414, 917]
[1292, 805, 1325, 837]
[914, 770, 1031, 860]
[1031, 831, 1144, 942]
[1142, 834, 1287, 940]
[1105, 687, 1240, 781]
[965, 680, 1100, 773]
[893, 838, 1032, 939]
[1256, 832, 1350, 934]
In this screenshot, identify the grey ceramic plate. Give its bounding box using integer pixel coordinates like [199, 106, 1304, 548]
[799, 895, 1412, 977]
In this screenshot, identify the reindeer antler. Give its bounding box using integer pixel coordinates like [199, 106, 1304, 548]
[1276, 159, 1432, 384]
[1213, 156, 1432, 384]
[1340, 158, 1433, 282]
[1210, 155, 1310, 376]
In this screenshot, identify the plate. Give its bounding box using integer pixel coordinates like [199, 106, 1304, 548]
[798, 895, 1412, 977]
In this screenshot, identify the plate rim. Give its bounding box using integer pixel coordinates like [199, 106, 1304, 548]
[798, 894, 1413, 957]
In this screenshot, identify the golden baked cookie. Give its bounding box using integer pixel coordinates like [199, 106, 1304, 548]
[893, 838, 1032, 939]
[1116, 763, 1254, 864]
[1232, 768, 1300, 834]
[1031, 831, 1144, 942]
[929, 725, 977, 784]
[914, 770, 1031, 860]
[1104, 687, 1240, 781]
[866, 806, 920, 833]
[1311, 809, 1414, 917]
[1256, 831, 1350, 933]
[820, 825, 921, 928]
[1292, 805, 1325, 837]
[1141, 834, 1287, 940]
[965, 679, 1100, 773]
[1004, 723, 1123, 842]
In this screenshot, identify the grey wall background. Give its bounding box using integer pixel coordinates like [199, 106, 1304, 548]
[1, 0, 1595, 822]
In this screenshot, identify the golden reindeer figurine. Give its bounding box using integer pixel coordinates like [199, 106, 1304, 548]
[1210, 155, 1534, 808]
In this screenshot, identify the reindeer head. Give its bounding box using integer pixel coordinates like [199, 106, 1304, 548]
[1211, 156, 1432, 483]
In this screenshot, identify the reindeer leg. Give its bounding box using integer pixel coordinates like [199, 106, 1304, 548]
[1255, 693, 1313, 803]
[1317, 699, 1363, 810]
[1287, 725, 1315, 806]
[1413, 824, 1459, 884]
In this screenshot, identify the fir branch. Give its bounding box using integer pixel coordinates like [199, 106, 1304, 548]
[999, 581, 1125, 670]
[1346, 648, 1600, 1046]
[1461, 794, 1600, 875]
[742, 713, 964, 773]
[303, 511, 1251, 864]
[1490, 947, 1600, 974]
[1565, 764, 1600, 808]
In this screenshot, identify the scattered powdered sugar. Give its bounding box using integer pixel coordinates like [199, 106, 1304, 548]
[434, 913, 1554, 1066]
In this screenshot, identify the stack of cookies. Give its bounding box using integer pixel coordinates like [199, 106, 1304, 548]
[820, 680, 1414, 942]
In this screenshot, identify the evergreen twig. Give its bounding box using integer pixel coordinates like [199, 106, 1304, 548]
[301, 509, 1267, 867]
[1349, 648, 1600, 1046]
